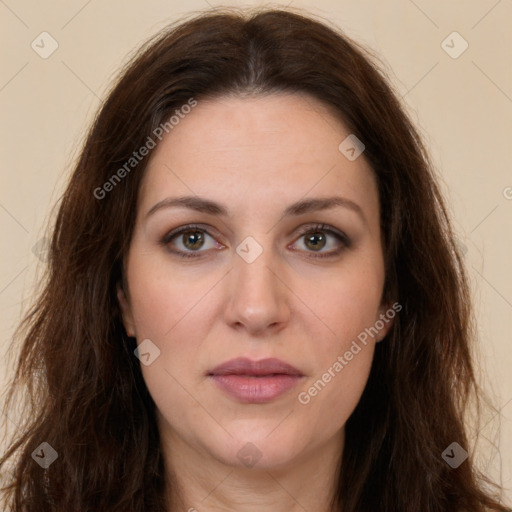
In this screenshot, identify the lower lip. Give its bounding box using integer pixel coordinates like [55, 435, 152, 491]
[209, 374, 303, 403]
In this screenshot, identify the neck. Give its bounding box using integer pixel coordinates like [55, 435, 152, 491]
[161, 428, 343, 512]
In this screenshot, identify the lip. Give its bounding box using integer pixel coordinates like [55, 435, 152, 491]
[208, 357, 304, 404]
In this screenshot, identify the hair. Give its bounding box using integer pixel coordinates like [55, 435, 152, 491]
[0, 5, 510, 511]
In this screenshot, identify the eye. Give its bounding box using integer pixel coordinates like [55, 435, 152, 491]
[291, 223, 351, 259]
[160, 224, 222, 259]
[160, 223, 351, 259]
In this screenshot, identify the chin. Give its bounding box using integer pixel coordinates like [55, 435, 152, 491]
[205, 422, 308, 471]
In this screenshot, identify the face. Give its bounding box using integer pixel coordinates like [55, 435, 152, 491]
[118, 92, 394, 472]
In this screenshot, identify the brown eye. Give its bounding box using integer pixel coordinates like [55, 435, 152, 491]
[161, 225, 220, 258]
[293, 223, 351, 259]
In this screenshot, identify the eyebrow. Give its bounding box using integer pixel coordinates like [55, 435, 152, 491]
[145, 195, 367, 224]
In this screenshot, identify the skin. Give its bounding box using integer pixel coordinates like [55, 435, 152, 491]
[117, 92, 394, 512]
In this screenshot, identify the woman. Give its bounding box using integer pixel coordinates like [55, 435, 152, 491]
[1, 6, 510, 511]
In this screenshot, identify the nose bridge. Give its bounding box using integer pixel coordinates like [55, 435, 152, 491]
[225, 234, 289, 332]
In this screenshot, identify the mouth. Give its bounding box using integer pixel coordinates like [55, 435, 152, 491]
[207, 357, 304, 403]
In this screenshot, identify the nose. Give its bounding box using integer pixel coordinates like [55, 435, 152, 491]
[223, 241, 291, 335]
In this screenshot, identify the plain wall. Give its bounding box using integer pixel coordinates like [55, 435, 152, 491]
[1, 0, 511, 504]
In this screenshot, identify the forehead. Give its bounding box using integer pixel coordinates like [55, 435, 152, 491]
[138, 93, 379, 224]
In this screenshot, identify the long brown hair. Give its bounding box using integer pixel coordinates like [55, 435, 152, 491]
[1, 6, 510, 511]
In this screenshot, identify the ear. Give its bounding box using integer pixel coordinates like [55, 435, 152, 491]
[117, 281, 136, 338]
[374, 302, 398, 343]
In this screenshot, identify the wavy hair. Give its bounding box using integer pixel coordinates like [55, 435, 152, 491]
[1, 6, 510, 511]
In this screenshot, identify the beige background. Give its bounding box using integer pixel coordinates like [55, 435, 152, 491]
[1, 0, 511, 504]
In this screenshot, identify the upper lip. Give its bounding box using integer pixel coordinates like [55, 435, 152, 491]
[208, 357, 303, 377]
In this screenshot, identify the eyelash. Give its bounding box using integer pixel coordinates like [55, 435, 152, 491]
[160, 223, 351, 260]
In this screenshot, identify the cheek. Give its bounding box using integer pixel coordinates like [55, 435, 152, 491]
[129, 279, 209, 381]
[292, 260, 383, 424]
[300, 260, 384, 354]
[127, 255, 218, 342]
[125, 256, 218, 396]
[128, 272, 211, 436]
